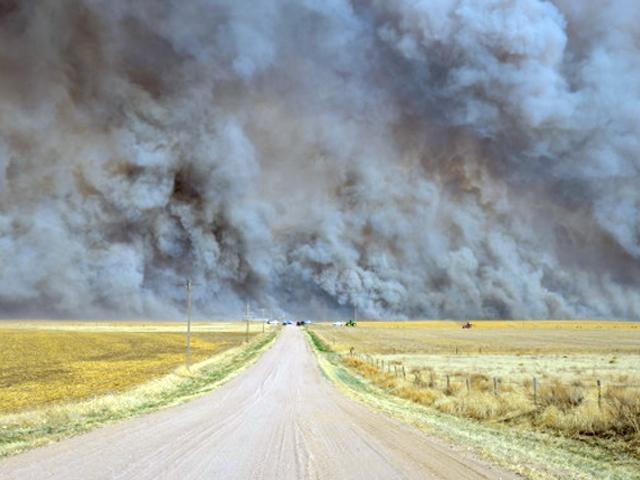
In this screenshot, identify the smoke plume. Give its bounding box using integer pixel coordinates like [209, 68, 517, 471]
[1, 0, 639, 319]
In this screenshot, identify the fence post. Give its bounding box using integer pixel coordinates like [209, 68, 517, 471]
[446, 375, 450, 391]
[533, 377, 538, 405]
[465, 376, 470, 393]
[430, 372, 435, 388]
[402, 365, 406, 379]
[493, 377, 499, 396]
[597, 379, 602, 409]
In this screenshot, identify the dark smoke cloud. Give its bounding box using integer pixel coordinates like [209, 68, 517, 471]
[0, 0, 639, 319]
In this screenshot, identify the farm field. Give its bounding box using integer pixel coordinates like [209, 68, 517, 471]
[0, 321, 267, 414]
[310, 321, 640, 458]
[0, 320, 262, 333]
[323, 320, 640, 354]
[0, 321, 278, 458]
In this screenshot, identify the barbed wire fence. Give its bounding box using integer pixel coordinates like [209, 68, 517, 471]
[343, 350, 640, 410]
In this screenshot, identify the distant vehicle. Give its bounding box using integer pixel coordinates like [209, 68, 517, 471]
[266, 319, 280, 325]
[282, 320, 293, 325]
[303, 320, 312, 325]
[462, 322, 473, 329]
[332, 321, 345, 327]
[295, 321, 305, 326]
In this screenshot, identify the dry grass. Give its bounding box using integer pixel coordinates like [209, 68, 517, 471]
[0, 323, 262, 414]
[320, 320, 640, 355]
[312, 342, 640, 479]
[0, 327, 279, 458]
[312, 321, 640, 456]
[0, 320, 265, 333]
[360, 320, 640, 330]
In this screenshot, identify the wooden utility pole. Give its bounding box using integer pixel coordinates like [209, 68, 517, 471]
[245, 302, 251, 343]
[184, 279, 194, 367]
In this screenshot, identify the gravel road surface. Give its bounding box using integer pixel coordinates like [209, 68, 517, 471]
[0, 327, 518, 480]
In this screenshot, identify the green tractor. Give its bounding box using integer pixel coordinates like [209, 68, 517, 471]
[346, 306, 357, 327]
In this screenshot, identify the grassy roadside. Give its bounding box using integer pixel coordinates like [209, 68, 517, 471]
[0, 329, 279, 458]
[306, 330, 640, 480]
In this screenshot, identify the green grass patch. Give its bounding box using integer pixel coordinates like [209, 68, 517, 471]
[307, 329, 332, 353]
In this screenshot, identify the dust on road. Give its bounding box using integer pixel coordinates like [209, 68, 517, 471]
[0, 327, 518, 479]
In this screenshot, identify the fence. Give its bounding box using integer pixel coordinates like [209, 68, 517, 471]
[344, 351, 640, 409]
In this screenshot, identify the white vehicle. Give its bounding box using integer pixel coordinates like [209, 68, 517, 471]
[332, 321, 345, 327]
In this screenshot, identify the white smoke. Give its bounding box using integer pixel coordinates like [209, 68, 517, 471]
[0, 0, 639, 319]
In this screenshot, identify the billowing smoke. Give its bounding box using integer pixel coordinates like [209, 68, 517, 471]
[1, 0, 639, 319]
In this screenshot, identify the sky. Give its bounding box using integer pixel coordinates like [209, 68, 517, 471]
[1, 0, 639, 320]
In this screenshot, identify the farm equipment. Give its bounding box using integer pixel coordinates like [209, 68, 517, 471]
[462, 322, 473, 329]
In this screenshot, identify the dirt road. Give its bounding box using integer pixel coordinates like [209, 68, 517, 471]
[0, 327, 517, 480]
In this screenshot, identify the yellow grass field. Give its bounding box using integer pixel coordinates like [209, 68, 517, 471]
[358, 320, 640, 329]
[0, 324, 279, 459]
[0, 320, 261, 333]
[322, 320, 640, 354]
[310, 320, 640, 455]
[0, 322, 264, 414]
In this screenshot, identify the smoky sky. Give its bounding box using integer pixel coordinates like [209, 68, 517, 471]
[0, 0, 639, 320]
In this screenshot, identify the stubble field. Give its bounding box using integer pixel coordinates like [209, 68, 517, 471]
[0, 320, 277, 458]
[0, 321, 265, 414]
